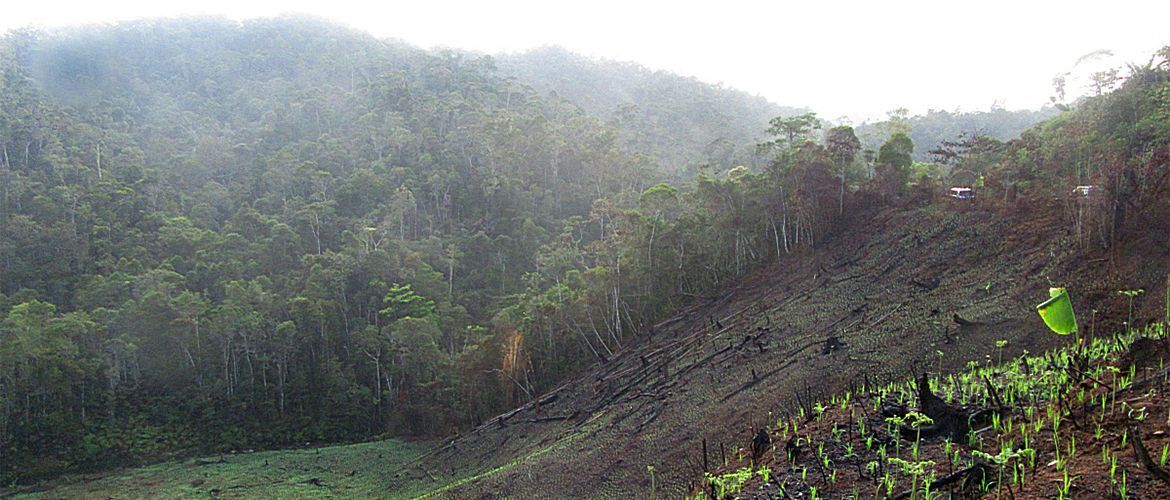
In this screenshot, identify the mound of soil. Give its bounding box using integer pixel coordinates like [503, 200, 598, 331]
[1118, 337, 1169, 371]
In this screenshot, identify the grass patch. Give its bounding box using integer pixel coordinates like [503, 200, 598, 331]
[416, 429, 585, 498]
[12, 439, 431, 499]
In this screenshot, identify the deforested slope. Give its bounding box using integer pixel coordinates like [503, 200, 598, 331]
[387, 200, 1167, 498]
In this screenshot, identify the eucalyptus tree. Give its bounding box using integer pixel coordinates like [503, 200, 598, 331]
[765, 112, 822, 149]
[825, 125, 861, 215]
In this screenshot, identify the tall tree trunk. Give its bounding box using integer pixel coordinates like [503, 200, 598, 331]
[839, 170, 845, 216]
[769, 217, 780, 261]
[276, 354, 287, 416]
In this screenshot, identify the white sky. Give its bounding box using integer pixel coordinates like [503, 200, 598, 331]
[3, 0, 1168, 122]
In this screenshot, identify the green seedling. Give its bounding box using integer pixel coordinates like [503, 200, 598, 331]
[1058, 469, 1074, 500]
[996, 339, 1009, 364]
[887, 457, 935, 500]
[1117, 289, 1144, 334]
[755, 466, 772, 483]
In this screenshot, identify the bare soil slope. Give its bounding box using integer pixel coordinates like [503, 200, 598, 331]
[396, 201, 1167, 499]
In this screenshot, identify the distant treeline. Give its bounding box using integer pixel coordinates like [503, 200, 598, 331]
[855, 106, 1062, 164]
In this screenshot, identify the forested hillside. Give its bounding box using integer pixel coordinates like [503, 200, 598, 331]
[0, 16, 852, 483]
[0, 16, 674, 481]
[496, 47, 805, 178]
[2, 15, 1164, 492]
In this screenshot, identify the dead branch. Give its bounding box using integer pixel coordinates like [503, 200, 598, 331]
[1131, 426, 1170, 486]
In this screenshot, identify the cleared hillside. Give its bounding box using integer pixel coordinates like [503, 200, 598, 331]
[390, 200, 1165, 498]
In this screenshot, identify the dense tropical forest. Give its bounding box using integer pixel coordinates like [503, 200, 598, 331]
[2, 16, 1165, 487]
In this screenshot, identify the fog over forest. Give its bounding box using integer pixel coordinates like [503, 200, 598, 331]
[1, 10, 1169, 499]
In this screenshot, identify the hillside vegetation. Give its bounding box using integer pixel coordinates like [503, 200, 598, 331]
[499, 48, 1061, 175]
[855, 107, 1061, 165]
[390, 44, 1169, 497]
[14, 197, 1159, 498]
[0, 17, 860, 483]
[496, 47, 801, 178]
[0, 17, 668, 481]
[1, 16, 1167, 497]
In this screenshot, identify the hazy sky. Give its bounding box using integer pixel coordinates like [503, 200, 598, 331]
[4, 0, 1168, 121]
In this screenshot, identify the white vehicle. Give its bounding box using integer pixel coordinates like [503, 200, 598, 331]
[1072, 185, 1096, 197]
[948, 187, 975, 200]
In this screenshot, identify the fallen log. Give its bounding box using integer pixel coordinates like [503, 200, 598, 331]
[528, 414, 573, 423]
[952, 313, 981, 326]
[1131, 426, 1170, 486]
[893, 462, 992, 499]
[866, 303, 906, 329]
[719, 357, 800, 402]
[474, 384, 569, 431]
[636, 405, 664, 431]
[910, 276, 941, 290]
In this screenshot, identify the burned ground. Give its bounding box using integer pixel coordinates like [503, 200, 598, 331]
[700, 324, 1170, 499]
[394, 200, 1167, 498]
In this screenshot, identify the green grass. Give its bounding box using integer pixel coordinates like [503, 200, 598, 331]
[14, 439, 432, 499]
[415, 428, 584, 498]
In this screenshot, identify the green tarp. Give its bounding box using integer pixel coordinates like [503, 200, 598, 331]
[1037, 287, 1077, 335]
